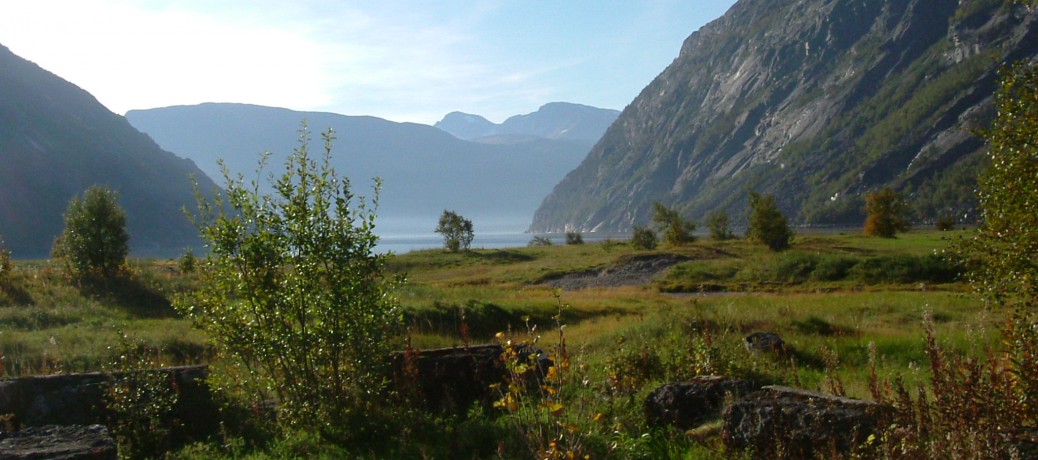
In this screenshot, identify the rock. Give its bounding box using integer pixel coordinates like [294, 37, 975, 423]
[0, 425, 117, 460]
[0, 365, 219, 443]
[645, 377, 758, 429]
[743, 332, 788, 355]
[722, 386, 891, 458]
[391, 343, 550, 413]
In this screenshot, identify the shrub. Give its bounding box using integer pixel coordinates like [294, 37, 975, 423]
[180, 125, 402, 434]
[565, 232, 584, 245]
[51, 185, 129, 279]
[436, 210, 474, 252]
[848, 254, 959, 284]
[935, 213, 957, 231]
[706, 209, 733, 241]
[0, 237, 11, 289]
[178, 249, 197, 274]
[528, 235, 553, 246]
[746, 191, 792, 251]
[864, 187, 910, 238]
[630, 226, 657, 250]
[103, 329, 178, 459]
[653, 202, 696, 245]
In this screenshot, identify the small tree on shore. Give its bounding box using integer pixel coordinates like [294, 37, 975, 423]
[746, 191, 792, 251]
[630, 226, 657, 250]
[652, 201, 696, 245]
[864, 187, 910, 238]
[52, 185, 129, 279]
[706, 209, 733, 241]
[436, 210, 474, 252]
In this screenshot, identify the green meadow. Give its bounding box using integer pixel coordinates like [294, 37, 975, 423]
[0, 229, 1001, 458]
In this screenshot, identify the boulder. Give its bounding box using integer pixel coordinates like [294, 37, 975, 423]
[391, 343, 550, 412]
[0, 425, 117, 460]
[743, 332, 788, 355]
[645, 377, 758, 429]
[722, 386, 891, 458]
[0, 365, 219, 443]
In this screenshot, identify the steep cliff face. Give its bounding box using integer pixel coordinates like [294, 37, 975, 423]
[530, 0, 1038, 233]
[0, 44, 218, 257]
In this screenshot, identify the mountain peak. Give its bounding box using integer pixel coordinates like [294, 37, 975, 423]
[434, 103, 619, 143]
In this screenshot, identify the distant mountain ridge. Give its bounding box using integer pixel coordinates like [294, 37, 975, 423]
[125, 103, 593, 236]
[435, 102, 620, 143]
[530, 0, 1038, 233]
[0, 44, 218, 257]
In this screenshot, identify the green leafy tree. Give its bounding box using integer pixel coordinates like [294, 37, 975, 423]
[747, 191, 792, 251]
[964, 62, 1038, 314]
[630, 225, 657, 250]
[864, 187, 910, 238]
[706, 209, 733, 241]
[652, 201, 696, 245]
[436, 210, 474, 252]
[179, 126, 402, 433]
[51, 185, 129, 279]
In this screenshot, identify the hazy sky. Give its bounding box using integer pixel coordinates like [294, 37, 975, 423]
[0, 1, 736, 124]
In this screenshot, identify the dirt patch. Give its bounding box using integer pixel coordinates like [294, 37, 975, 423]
[545, 254, 689, 290]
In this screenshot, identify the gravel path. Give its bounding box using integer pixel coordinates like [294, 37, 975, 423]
[545, 254, 688, 290]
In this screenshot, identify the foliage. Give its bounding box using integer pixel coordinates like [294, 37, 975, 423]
[565, 232, 584, 245]
[706, 210, 733, 241]
[529, 235, 553, 246]
[746, 191, 792, 251]
[178, 249, 197, 274]
[0, 237, 11, 290]
[494, 291, 598, 460]
[652, 201, 696, 245]
[864, 187, 911, 238]
[51, 185, 129, 279]
[179, 126, 402, 433]
[436, 210, 474, 252]
[935, 213, 957, 231]
[963, 62, 1038, 313]
[629, 225, 657, 250]
[103, 329, 179, 459]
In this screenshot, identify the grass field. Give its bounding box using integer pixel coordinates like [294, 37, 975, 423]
[0, 228, 1004, 458]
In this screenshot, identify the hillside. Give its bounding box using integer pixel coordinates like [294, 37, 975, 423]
[125, 103, 592, 235]
[435, 102, 620, 143]
[0, 44, 218, 258]
[530, 0, 1038, 233]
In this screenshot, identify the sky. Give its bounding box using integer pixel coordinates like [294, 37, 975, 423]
[0, 1, 736, 125]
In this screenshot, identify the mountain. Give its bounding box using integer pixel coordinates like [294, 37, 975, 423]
[435, 102, 620, 143]
[125, 103, 591, 236]
[0, 44, 218, 258]
[530, 0, 1038, 233]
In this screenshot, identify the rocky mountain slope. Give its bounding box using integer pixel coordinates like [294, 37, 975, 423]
[530, 0, 1038, 233]
[435, 102, 619, 143]
[126, 103, 591, 235]
[0, 44, 218, 257]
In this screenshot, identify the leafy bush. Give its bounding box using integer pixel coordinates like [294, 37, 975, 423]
[0, 237, 11, 289]
[706, 209, 733, 241]
[848, 254, 959, 284]
[51, 185, 129, 279]
[104, 329, 178, 459]
[630, 226, 657, 250]
[528, 235, 553, 246]
[565, 232, 584, 245]
[653, 201, 696, 245]
[747, 191, 792, 251]
[180, 126, 402, 434]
